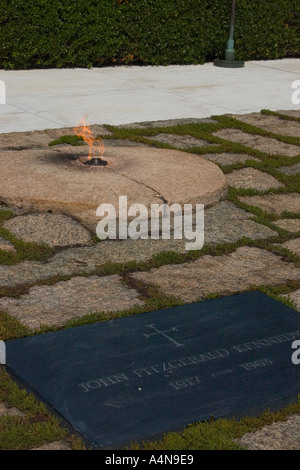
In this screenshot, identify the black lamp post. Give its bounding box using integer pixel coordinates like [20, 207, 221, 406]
[214, 0, 244, 68]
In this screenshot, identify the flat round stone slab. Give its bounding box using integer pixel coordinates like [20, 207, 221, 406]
[0, 146, 227, 225]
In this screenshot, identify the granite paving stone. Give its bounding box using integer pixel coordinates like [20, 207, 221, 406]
[283, 289, 300, 311]
[0, 403, 25, 417]
[273, 219, 300, 233]
[281, 238, 300, 256]
[148, 133, 219, 149]
[0, 239, 187, 288]
[237, 415, 300, 450]
[239, 193, 300, 216]
[226, 168, 284, 191]
[0, 126, 112, 150]
[3, 213, 92, 248]
[229, 113, 300, 138]
[213, 128, 300, 156]
[31, 441, 73, 451]
[131, 247, 300, 302]
[0, 202, 277, 288]
[278, 162, 300, 176]
[0, 237, 16, 253]
[276, 110, 300, 119]
[0, 275, 144, 329]
[203, 201, 276, 244]
[201, 153, 260, 165]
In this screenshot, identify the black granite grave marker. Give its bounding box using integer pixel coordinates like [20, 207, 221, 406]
[5, 291, 300, 449]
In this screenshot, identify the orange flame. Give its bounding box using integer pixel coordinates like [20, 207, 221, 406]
[73, 118, 104, 159]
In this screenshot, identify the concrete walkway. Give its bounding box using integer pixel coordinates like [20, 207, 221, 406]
[0, 59, 299, 133]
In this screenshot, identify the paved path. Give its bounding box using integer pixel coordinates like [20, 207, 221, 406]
[0, 59, 299, 132]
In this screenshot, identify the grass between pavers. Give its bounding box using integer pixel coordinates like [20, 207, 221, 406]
[48, 110, 300, 173]
[0, 209, 54, 265]
[0, 367, 85, 450]
[0, 109, 299, 450]
[48, 135, 85, 146]
[261, 109, 300, 123]
[0, 228, 299, 308]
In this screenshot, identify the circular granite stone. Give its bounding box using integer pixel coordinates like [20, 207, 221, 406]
[0, 146, 227, 225]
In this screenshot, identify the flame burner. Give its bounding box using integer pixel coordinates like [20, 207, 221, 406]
[84, 157, 107, 166]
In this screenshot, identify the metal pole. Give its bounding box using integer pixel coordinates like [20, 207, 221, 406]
[214, 0, 244, 68]
[225, 0, 236, 61]
[229, 0, 236, 40]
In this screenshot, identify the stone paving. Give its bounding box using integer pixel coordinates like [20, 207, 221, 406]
[0, 109, 299, 450]
[236, 415, 300, 450]
[0, 275, 144, 329]
[239, 193, 300, 216]
[131, 247, 300, 302]
[226, 168, 284, 191]
[228, 112, 300, 138]
[3, 214, 92, 247]
[213, 128, 300, 156]
[145, 133, 220, 149]
[278, 162, 300, 176]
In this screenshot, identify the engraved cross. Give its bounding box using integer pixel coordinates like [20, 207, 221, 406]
[144, 324, 184, 347]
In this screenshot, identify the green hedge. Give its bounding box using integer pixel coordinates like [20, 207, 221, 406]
[0, 0, 299, 69]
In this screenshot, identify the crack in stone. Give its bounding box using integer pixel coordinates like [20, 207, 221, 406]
[107, 166, 169, 205]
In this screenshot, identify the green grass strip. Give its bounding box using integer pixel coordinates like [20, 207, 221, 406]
[261, 109, 300, 123]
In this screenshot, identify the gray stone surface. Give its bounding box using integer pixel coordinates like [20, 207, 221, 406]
[3, 213, 92, 248]
[131, 247, 300, 302]
[237, 415, 300, 450]
[229, 113, 300, 137]
[277, 110, 300, 118]
[0, 126, 112, 150]
[239, 193, 300, 216]
[226, 168, 284, 191]
[273, 219, 300, 233]
[213, 128, 300, 156]
[0, 205, 26, 216]
[32, 440, 73, 451]
[281, 238, 300, 256]
[278, 162, 300, 176]
[283, 289, 300, 311]
[0, 239, 188, 288]
[204, 201, 276, 244]
[0, 403, 25, 417]
[0, 202, 277, 288]
[202, 153, 260, 165]
[0, 237, 16, 253]
[0, 275, 144, 329]
[148, 133, 218, 149]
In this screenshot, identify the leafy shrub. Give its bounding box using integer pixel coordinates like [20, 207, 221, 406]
[0, 0, 299, 69]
